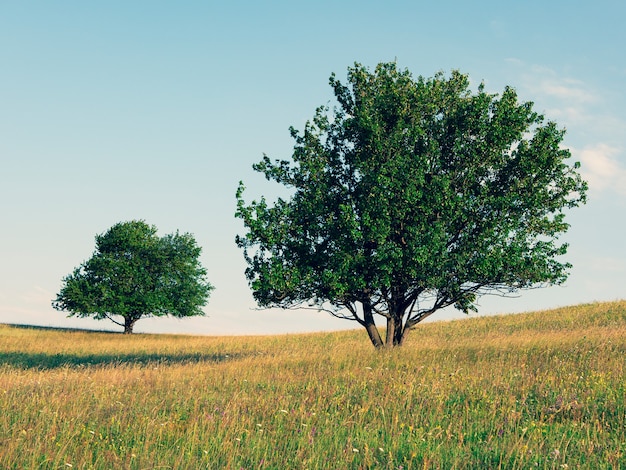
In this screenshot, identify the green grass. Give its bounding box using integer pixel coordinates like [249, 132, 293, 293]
[1, 301, 625, 469]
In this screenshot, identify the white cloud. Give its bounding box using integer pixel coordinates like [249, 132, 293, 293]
[520, 64, 591, 94]
[499, 60, 626, 203]
[505, 64, 624, 141]
[532, 76, 596, 104]
[576, 143, 626, 195]
[501, 61, 600, 126]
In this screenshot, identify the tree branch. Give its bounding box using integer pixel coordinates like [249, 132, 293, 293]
[103, 312, 124, 328]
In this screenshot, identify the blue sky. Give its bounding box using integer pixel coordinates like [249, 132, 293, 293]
[1, 1, 625, 335]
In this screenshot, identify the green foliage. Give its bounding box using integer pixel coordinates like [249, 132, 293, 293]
[53, 220, 213, 333]
[236, 62, 588, 347]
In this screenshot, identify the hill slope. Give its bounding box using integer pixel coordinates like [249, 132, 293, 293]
[1, 301, 625, 469]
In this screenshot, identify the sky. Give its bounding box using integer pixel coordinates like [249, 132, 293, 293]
[1, 1, 625, 335]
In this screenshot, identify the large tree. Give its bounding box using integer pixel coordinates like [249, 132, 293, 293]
[53, 220, 213, 334]
[236, 62, 587, 348]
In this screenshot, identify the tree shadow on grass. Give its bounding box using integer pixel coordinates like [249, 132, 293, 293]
[0, 324, 245, 370]
[0, 351, 242, 370]
[3, 323, 120, 334]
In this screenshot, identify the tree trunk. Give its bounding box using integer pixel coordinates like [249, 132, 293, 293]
[363, 302, 384, 348]
[394, 321, 405, 346]
[397, 324, 409, 346]
[385, 316, 407, 347]
[385, 317, 396, 348]
[123, 316, 136, 334]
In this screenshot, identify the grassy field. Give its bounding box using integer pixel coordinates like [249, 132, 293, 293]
[1, 301, 625, 469]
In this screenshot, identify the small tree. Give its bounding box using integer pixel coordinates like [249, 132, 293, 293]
[53, 220, 213, 334]
[236, 62, 587, 348]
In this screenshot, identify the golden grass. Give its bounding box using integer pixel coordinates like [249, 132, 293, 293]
[1, 301, 625, 469]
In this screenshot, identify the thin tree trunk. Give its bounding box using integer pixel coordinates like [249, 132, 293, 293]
[393, 320, 405, 346]
[385, 317, 396, 348]
[363, 302, 384, 348]
[386, 314, 409, 347]
[397, 324, 409, 346]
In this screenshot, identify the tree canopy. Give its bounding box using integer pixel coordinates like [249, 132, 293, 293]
[53, 220, 213, 333]
[236, 62, 587, 348]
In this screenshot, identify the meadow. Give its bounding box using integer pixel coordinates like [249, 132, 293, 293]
[1, 301, 624, 469]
